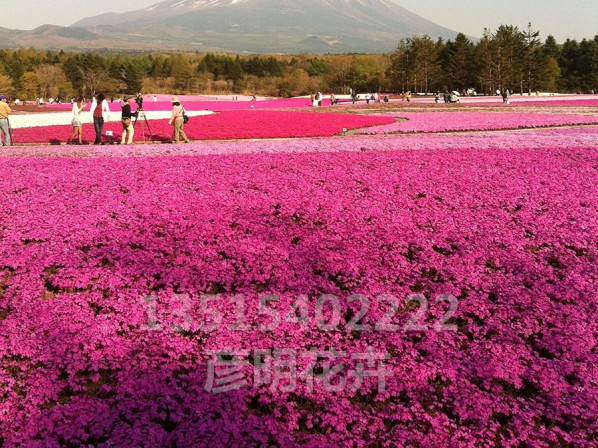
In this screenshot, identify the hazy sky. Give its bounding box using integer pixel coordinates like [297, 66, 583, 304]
[0, 0, 596, 42]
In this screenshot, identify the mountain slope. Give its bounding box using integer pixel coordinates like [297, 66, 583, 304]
[72, 0, 458, 52]
[4, 0, 459, 53]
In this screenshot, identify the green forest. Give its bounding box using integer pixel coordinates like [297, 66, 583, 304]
[1, 24, 597, 100]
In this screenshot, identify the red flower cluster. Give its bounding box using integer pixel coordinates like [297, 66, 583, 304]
[11, 111, 394, 144]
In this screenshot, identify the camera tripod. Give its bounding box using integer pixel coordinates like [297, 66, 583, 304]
[133, 108, 153, 142]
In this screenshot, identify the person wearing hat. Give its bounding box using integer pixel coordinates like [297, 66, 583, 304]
[168, 96, 189, 144]
[0, 95, 11, 146]
[120, 96, 135, 145]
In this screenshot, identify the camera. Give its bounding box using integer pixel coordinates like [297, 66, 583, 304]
[135, 93, 143, 110]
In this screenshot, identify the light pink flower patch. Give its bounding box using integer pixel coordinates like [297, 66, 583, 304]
[3, 126, 598, 158]
[361, 112, 598, 134]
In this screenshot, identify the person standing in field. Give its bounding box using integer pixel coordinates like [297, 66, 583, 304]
[168, 97, 189, 144]
[90, 93, 110, 145]
[120, 96, 135, 145]
[67, 96, 86, 145]
[0, 95, 11, 146]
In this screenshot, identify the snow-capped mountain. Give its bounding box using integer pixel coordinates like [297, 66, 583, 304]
[3, 0, 459, 53]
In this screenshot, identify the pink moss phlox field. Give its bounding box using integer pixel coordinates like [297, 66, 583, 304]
[506, 99, 598, 107]
[141, 98, 315, 111]
[457, 97, 598, 107]
[361, 112, 598, 134]
[3, 126, 598, 158]
[1, 141, 597, 446]
[11, 110, 394, 144]
[43, 98, 315, 112]
[39, 94, 598, 111]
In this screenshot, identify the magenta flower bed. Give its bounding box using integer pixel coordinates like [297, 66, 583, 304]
[34, 94, 598, 111]
[138, 98, 314, 111]
[43, 98, 313, 112]
[361, 112, 598, 134]
[11, 110, 394, 144]
[0, 143, 596, 447]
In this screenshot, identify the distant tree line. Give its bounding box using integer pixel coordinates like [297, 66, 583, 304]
[0, 24, 596, 100]
[388, 24, 597, 95]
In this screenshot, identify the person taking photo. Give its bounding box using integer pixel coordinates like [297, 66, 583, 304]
[120, 96, 136, 145]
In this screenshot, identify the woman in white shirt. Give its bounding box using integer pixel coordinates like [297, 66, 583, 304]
[67, 97, 86, 144]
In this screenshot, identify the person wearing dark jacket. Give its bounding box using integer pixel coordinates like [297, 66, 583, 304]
[120, 96, 135, 144]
